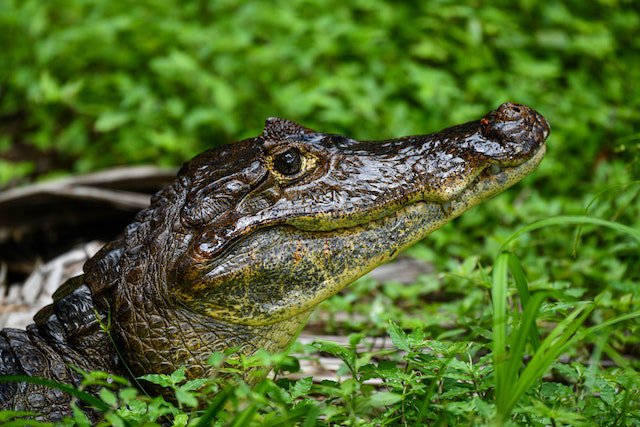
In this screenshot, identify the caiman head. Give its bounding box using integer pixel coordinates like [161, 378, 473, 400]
[99, 102, 549, 377]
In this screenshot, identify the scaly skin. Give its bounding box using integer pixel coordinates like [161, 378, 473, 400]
[0, 102, 549, 421]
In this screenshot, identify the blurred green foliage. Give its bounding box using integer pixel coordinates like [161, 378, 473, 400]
[0, 0, 638, 188]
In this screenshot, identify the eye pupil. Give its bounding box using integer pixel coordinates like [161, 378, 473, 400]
[274, 149, 302, 175]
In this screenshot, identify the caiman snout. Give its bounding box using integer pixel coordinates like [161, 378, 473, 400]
[477, 102, 549, 163]
[482, 101, 550, 142]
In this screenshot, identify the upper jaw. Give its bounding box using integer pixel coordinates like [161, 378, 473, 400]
[282, 103, 550, 232]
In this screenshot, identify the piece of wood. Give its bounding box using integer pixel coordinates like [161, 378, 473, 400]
[0, 166, 176, 228]
[0, 167, 176, 280]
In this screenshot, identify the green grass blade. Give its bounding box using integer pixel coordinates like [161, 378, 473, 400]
[302, 403, 320, 427]
[194, 385, 232, 427]
[507, 253, 541, 351]
[492, 252, 509, 408]
[0, 421, 53, 427]
[502, 302, 595, 416]
[506, 253, 531, 307]
[582, 310, 640, 336]
[261, 403, 318, 427]
[500, 215, 640, 252]
[492, 215, 639, 423]
[496, 294, 640, 420]
[416, 352, 458, 425]
[573, 182, 640, 256]
[503, 292, 547, 389]
[230, 381, 269, 427]
[0, 374, 110, 413]
[493, 253, 545, 413]
[232, 403, 259, 427]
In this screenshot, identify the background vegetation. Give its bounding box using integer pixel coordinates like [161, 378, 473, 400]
[1, 0, 639, 425]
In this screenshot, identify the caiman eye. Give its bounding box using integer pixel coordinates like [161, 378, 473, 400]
[273, 148, 302, 175]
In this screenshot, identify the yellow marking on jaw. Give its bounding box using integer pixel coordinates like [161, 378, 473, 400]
[293, 240, 303, 263]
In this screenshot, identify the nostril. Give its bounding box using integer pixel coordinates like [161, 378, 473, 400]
[497, 102, 529, 120]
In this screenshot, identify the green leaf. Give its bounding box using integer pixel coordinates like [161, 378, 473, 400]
[99, 388, 118, 407]
[387, 320, 411, 352]
[181, 378, 208, 391]
[147, 396, 180, 420]
[94, 111, 131, 132]
[170, 367, 187, 384]
[175, 388, 199, 408]
[0, 375, 110, 413]
[207, 352, 225, 368]
[311, 340, 356, 372]
[71, 404, 93, 427]
[138, 373, 175, 388]
[118, 387, 139, 401]
[290, 377, 313, 399]
[366, 391, 403, 407]
[0, 412, 40, 422]
[173, 413, 188, 427]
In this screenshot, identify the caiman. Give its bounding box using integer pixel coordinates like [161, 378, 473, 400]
[0, 102, 549, 421]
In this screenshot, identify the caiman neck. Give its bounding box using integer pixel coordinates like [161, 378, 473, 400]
[114, 280, 311, 378]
